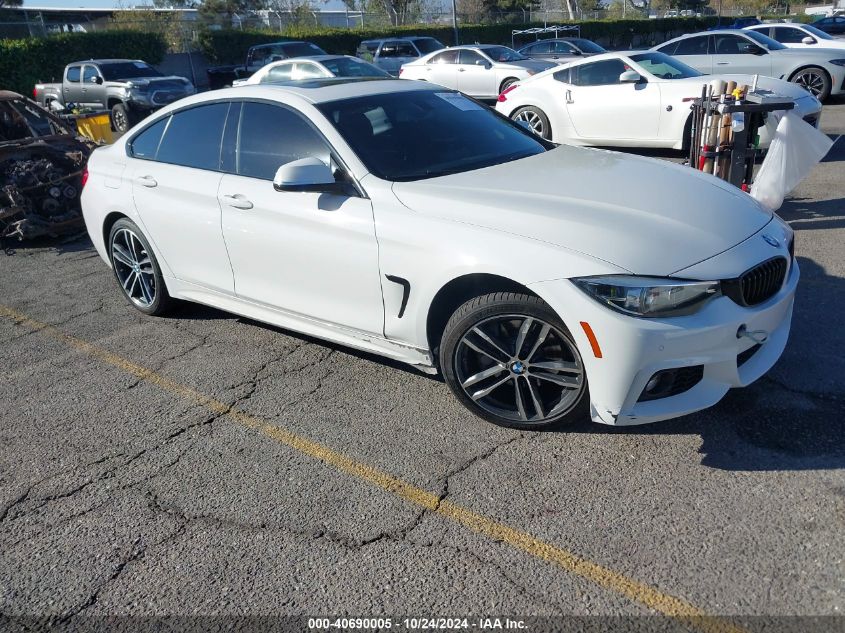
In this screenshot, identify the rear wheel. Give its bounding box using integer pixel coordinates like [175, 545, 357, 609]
[789, 66, 831, 101]
[512, 106, 552, 140]
[108, 218, 171, 316]
[439, 292, 588, 430]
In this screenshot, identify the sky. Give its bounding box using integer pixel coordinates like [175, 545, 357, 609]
[20, 0, 352, 8]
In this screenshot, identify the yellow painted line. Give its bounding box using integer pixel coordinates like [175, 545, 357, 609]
[1, 304, 744, 633]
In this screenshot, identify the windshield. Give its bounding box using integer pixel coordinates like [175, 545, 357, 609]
[413, 38, 445, 54]
[802, 24, 834, 39]
[571, 38, 606, 54]
[282, 42, 327, 56]
[322, 57, 390, 77]
[481, 46, 528, 62]
[100, 62, 163, 80]
[629, 52, 702, 79]
[0, 98, 69, 142]
[743, 30, 787, 50]
[318, 90, 547, 182]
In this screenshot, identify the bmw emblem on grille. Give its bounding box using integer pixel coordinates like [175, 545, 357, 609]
[762, 234, 780, 248]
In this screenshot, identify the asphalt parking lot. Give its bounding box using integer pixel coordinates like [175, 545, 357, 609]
[1, 99, 844, 633]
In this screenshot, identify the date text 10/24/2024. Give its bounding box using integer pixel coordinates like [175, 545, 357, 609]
[308, 618, 528, 630]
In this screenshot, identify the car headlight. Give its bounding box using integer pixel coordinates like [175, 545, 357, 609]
[829, 59, 845, 66]
[572, 276, 721, 317]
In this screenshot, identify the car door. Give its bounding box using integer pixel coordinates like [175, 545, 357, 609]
[423, 49, 459, 88]
[62, 65, 84, 106]
[561, 59, 660, 142]
[81, 65, 105, 109]
[659, 35, 712, 73]
[520, 41, 553, 60]
[711, 33, 772, 75]
[128, 103, 234, 294]
[772, 26, 814, 47]
[456, 49, 497, 98]
[218, 101, 383, 334]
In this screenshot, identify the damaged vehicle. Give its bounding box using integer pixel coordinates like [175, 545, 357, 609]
[1, 91, 93, 242]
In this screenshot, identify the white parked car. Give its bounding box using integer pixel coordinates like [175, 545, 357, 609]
[81, 79, 798, 429]
[494, 51, 822, 149]
[399, 45, 557, 98]
[232, 55, 389, 86]
[654, 29, 845, 100]
[744, 23, 845, 51]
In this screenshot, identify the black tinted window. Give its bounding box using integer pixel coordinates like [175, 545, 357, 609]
[773, 26, 808, 43]
[130, 117, 168, 160]
[100, 62, 162, 80]
[525, 41, 552, 54]
[571, 59, 627, 86]
[66, 66, 80, 82]
[413, 38, 444, 54]
[318, 90, 546, 182]
[237, 102, 331, 181]
[156, 103, 228, 170]
[673, 35, 709, 55]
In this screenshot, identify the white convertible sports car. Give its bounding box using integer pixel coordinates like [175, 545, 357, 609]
[81, 79, 798, 429]
[495, 51, 822, 149]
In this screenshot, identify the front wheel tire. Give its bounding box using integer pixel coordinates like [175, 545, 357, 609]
[108, 218, 171, 316]
[790, 66, 831, 101]
[439, 292, 589, 430]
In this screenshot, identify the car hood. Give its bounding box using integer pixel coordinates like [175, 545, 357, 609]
[391, 145, 772, 276]
[111, 76, 193, 89]
[499, 59, 558, 72]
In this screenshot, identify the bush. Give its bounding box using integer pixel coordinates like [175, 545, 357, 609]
[198, 17, 723, 64]
[0, 31, 167, 96]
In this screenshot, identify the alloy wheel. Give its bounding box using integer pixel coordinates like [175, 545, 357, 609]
[794, 70, 825, 97]
[454, 314, 585, 424]
[514, 109, 546, 137]
[111, 228, 156, 308]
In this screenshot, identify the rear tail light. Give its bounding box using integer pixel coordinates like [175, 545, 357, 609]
[32, 86, 37, 99]
[497, 84, 518, 102]
[81, 167, 89, 189]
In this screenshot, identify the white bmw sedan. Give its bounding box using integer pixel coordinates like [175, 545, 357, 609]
[81, 79, 798, 429]
[494, 51, 821, 149]
[399, 45, 557, 99]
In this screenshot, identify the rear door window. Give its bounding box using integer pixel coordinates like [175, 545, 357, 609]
[428, 50, 459, 64]
[155, 102, 229, 171]
[129, 117, 168, 160]
[673, 35, 710, 55]
[66, 66, 81, 82]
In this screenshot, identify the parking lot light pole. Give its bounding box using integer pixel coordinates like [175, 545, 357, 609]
[452, 0, 459, 45]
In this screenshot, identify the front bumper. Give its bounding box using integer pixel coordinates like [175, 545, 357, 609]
[530, 254, 798, 426]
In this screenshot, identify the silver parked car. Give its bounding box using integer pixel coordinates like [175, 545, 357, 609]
[653, 29, 845, 100]
[517, 38, 607, 62]
[356, 37, 445, 76]
[399, 45, 557, 99]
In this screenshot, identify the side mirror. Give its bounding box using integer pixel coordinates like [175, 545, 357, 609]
[802, 36, 816, 44]
[619, 70, 642, 83]
[270, 54, 284, 61]
[741, 43, 766, 55]
[273, 158, 346, 194]
[90, 76, 103, 84]
[475, 59, 491, 68]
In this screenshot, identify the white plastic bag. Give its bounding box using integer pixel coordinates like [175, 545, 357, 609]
[750, 110, 833, 211]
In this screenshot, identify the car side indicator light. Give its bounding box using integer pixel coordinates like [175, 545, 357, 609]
[580, 321, 603, 359]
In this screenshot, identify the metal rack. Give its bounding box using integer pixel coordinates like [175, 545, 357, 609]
[688, 90, 794, 191]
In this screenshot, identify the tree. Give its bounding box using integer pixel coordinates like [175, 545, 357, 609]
[0, 0, 24, 8]
[198, 0, 267, 23]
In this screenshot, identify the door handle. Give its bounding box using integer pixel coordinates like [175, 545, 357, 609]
[458, 68, 466, 72]
[715, 62, 730, 65]
[220, 194, 253, 210]
[566, 89, 574, 104]
[135, 175, 157, 188]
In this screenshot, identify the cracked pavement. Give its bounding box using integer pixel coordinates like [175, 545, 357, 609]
[0, 100, 843, 629]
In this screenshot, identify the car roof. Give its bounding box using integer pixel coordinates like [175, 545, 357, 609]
[70, 59, 147, 64]
[252, 41, 312, 47]
[220, 77, 437, 104]
[0, 90, 24, 101]
[361, 36, 436, 44]
[270, 55, 350, 63]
